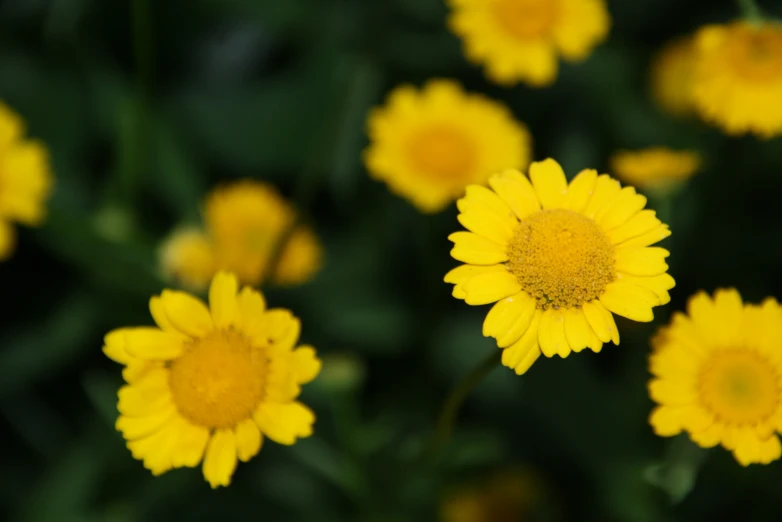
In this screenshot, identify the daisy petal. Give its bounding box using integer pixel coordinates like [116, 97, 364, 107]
[253, 401, 315, 445]
[564, 169, 598, 212]
[649, 406, 683, 436]
[203, 429, 238, 488]
[597, 187, 647, 231]
[501, 311, 542, 374]
[538, 308, 570, 358]
[615, 247, 670, 276]
[600, 280, 658, 322]
[209, 271, 239, 329]
[563, 308, 594, 353]
[124, 328, 185, 360]
[462, 269, 522, 305]
[606, 210, 662, 245]
[482, 292, 536, 347]
[583, 175, 621, 219]
[582, 300, 613, 343]
[489, 170, 540, 219]
[170, 418, 210, 468]
[159, 290, 213, 338]
[235, 418, 263, 462]
[529, 159, 568, 209]
[448, 231, 508, 265]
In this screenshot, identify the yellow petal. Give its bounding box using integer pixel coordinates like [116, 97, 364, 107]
[582, 300, 612, 343]
[758, 435, 782, 464]
[599, 280, 658, 322]
[103, 328, 134, 364]
[127, 424, 178, 476]
[117, 369, 171, 417]
[462, 269, 522, 306]
[482, 292, 536, 347]
[445, 264, 507, 300]
[563, 308, 598, 353]
[596, 187, 647, 231]
[122, 361, 160, 384]
[265, 356, 302, 403]
[501, 311, 542, 375]
[620, 225, 671, 249]
[606, 210, 661, 245]
[648, 379, 697, 405]
[649, 406, 683, 436]
[236, 286, 267, 338]
[564, 169, 598, 212]
[291, 346, 321, 384]
[529, 159, 567, 209]
[116, 406, 175, 440]
[203, 429, 238, 488]
[170, 417, 210, 468]
[583, 175, 621, 219]
[159, 290, 214, 338]
[209, 271, 239, 329]
[124, 327, 186, 360]
[689, 423, 723, 448]
[149, 297, 187, 340]
[712, 288, 744, 346]
[615, 273, 675, 305]
[679, 405, 713, 433]
[456, 185, 517, 245]
[235, 418, 263, 462]
[253, 401, 315, 445]
[615, 247, 669, 276]
[448, 231, 508, 265]
[538, 308, 570, 358]
[260, 309, 301, 352]
[488, 169, 540, 220]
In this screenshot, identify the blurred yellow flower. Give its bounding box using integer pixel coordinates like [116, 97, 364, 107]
[364, 80, 531, 213]
[610, 148, 701, 192]
[441, 468, 544, 522]
[691, 21, 782, 138]
[0, 102, 53, 259]
[446, 159, 674, 374]
[447, 0, 610, 87]
[650, 36, 696, 117]
[104, 271, 321, 487]
[161, 180, 322, 289]
[649, 289, 782, 466]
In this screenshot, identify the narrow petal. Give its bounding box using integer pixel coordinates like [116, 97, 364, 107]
[457, 209, 514, 247]
[582, 300, 612, 343]
[596, 187, 647, 231]
[124, 328, 186, 360]
[712, 288, 744, 346]
[149, 297, 187, 339]
[103, 328, 134, 364]
[606, 210, 662, 245]
[615, 273, 675, 305]
[620, 225, 671, 249]
[448, 231, 508, 265]
[462, 269, 522, 305]
[649, 406, 683, 437]
[253, 401, 315, 445]
[615, 247, 669, 276]
[260, 309, 301, 352]
[236, 286, 267, 338]
[648, 379, 697, 405]
[203, 429, 238, 488]
[482, 292, 536, 347]
[501, 310, 542, 374]
[291, 346, 322, 384]
[488, 170, 541, 220]
[600, 280, 658, 322]
[583, 175, 621, 219]
[564, 308, 594, 353]
[209, 271, 239, 329]
[159, 290, 214, 338]
[116, 406, 176, 440]
[529, 159, 568, 209]
[235, 418, 263, 462]
[117, 369, 171, 417]
[170, 418, 210, 468]
[538, 308, 570, 358]
[689, 423, 724, 448]
[445, 264, 507, 300]
[564, 169, 598, 212]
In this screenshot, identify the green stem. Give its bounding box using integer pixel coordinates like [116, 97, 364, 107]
[737, 0, 764, 23]
[424, 350, 502, 462]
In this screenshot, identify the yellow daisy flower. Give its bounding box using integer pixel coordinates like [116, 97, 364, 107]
[649, 289, 782, 466]
[445, 159, 674, 375]
[650, 36, 696, 117]
[0, 102, 53, 259]
[160, 227, 215, 290]
[447, 0, 611, 87]
[364, 80, 531, 213]
[691, 21, 782, 138]
[610, 148, 701, 192]
[104, 271, 321, 487]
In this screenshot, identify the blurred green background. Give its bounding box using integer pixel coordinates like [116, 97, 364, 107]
[2, 0, 782, 521]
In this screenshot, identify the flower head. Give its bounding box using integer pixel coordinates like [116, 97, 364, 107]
[447, 0, 610, 87]
[649, 289, 782, 466]
[161, 180, 322, 289]
[445, 159, 674, 375]
[364, 80, 531, 213]
[691, 21, 782, 138]
[650, 36, 696, 117]
[0, 102, 53, 259]
[610, 148, 701, 192]
[104, 272, 321, 487]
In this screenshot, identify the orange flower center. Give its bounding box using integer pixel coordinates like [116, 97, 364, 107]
[729, 27, 782, 81]
[699, 349, 780, 425]
[507, 209, 615, 310]
[492, 0, 559, 40]
[407, 125, 476, 181]
[169, 330, 267, 428]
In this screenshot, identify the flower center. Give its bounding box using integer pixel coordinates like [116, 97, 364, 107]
[507, 209, 615, 310]
[699, 349, 780, 425]
[492, 0, 559, 40]
[169, 330, 267, 429]
[729, 28, 782, 81]
[407, 125, 476, 181]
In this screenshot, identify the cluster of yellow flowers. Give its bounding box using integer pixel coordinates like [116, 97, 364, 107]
[3, 0, 782, 493]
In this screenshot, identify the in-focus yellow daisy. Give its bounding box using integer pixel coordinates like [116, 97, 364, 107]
[445, 159, 674, 375]
[650, 36, 696, 117]
[691, 21, 782, 138]
[610, 148, 701, 192]
[649, 289, 782, 466]
[161, 180, 322, 289]
[104, 271, 321, 487]
[0, 102, 53, 259]
[441, 468, 544, 522]
[364, 80, 531, 213]
[447, 0, 610, 87]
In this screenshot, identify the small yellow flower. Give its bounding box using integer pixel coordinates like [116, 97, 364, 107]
[0, 102, 53, 259]
[441, 469, 544, 522]
[650, 36, 696, 117]
[445, 159, 674, 375]
[364, 80, 531, 213]
[691, 21, 782, 138]
[104, 271, 321, 487]
[610, 148, 701, 192]
[161, 180, 322, 289]
[447, 0, 610, 87]
[649, 289, 782, 466]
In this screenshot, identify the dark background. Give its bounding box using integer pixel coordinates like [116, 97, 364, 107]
[1, 0, 782, 520]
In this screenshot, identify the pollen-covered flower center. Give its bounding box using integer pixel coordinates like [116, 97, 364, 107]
[699, 350, 780, 424]
[729, 29, 782, 81]
[407, 125, 476, 181]
[507, 209, 615, 310]
[493, 0, 559, 40]
[169, 330, 267, 429]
